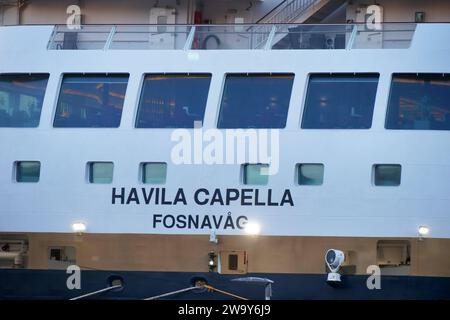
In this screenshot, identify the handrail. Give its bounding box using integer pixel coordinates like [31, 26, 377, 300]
[250, 0, 320, 48]
[346, 24, 358, 50]
[263, 0, 318, 24]
[46, 23, 417, 51]
[45, 22, 419, 27]
[1, 21, 441, 27]
[254, 0, 289, 24]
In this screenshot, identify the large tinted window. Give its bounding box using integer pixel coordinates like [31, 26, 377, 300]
[136, 74, 211, 128]
[0, 74, 49, 127]
[54, 74, 128, 128]
[386, 74, 450, 130]
[302, 74, 379, 129]
[218, 74, 294, 129]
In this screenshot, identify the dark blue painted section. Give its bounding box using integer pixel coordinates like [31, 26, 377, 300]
[1, 269, 449, 300]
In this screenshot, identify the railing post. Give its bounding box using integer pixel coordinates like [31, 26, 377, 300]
[104, 25, 116, 50]
[347, 24, 358, 50]
[264, 25, 277, 50]
[47, 25, 58, 50]
[183, 26, 196, 50]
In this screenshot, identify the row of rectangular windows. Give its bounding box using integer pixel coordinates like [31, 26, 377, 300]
[12, 161, 402, 187]
[0, 72, 449, 130]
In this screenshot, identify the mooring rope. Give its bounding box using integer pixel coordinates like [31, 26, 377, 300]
[143, 284, 248, 301]
[143, 286, 198, 300]
[69, 284, 122, 300]
[203, 284, 248, 300]
[69, 283, 249, 300]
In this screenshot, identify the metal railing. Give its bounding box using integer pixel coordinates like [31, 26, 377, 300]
[262, 0, 319, 24]
[251, 0, 320, 48]
[255, 0, 289, 24]
[47, 23, 417, 51]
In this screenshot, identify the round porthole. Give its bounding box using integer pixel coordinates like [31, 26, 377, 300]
[190, 276, 208, 294]
[107, 275, 124, 292]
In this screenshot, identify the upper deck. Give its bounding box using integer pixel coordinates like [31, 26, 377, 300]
[1, 22, 447, 52]
[0, 23, 450, 238]
[0, 22, 448, 55]
[45, 23, 417, 51]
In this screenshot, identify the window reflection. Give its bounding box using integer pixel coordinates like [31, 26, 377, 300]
[374, 164, 401, 186]
[16, 161, 41, 183]
[218, 74, 294, 129]
[298, 164, 324, 186]
[0, 74, 49, 127]
[142, 162, 167, 184]
[243, 164, 269, 185]
[54, 74, 128, 128]
[136, 74, 211, 128]
[302, 74, 379, 129]
[386, 74, 450, 130]
[89, 162, 114, 184]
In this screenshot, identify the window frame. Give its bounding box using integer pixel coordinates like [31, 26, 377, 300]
[300, 72, 380, 129]
[296, 163, 325, 186]
[242, 163, 270, 186]
[134, 73, 213, 129]
[385, 73, 450, 131]
[53, 73, 130, 128]
[140, 162, 168, 184]
[87, 161, 114, 184]
[0, 73, 50, 128]
[217, 73, 295, 129]
[372, 164, 402, 187]
[14, 161, 41, 183]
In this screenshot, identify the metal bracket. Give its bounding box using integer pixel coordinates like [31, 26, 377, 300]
[104, 25, 116, 50]
[183, 26, 196, 50]
[347, 24, 358, 50]
[264, 25, 277, 50]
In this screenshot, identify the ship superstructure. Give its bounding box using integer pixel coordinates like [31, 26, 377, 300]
[1, 0, 450, 300]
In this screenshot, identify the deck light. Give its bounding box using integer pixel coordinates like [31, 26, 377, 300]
[325, 249, 345, 283]
[72, 222, 87, 234]
[244, 222, 261, 236]
[418, 225, 430, 239]
[208, 251, 217, 272]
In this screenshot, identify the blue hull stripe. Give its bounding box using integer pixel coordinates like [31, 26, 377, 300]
[1, 269, 450, 300]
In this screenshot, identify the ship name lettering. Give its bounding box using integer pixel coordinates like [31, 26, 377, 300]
[152, 214, 247, 230]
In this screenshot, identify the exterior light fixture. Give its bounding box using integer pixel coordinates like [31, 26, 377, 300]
[244, 222, 261, 236]
[72, 222, 87, 234]
[415, 12, 425, 23]
[208, 251, 217, 272]
[325, 249, 345, 283]
[418, 225, 430, 240]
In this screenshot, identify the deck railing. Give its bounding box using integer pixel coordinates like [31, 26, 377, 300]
[47, 23, 417, 51]
[261, 0, 319, 24]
